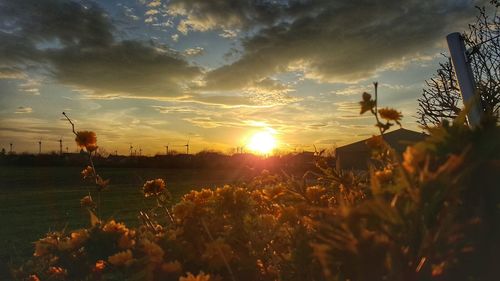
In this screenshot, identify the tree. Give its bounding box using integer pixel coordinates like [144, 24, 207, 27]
[417, 2, 500, 127]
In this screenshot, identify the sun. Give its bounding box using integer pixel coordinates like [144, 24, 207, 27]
[247, 131, 276, 154]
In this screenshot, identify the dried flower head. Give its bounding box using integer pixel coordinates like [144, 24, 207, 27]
[47, 266, 66, 277]
[27, 275, 41, 281]
[375, 168, 393, 183]
[161, 260, 182, 273]
[378, 108, 403, 123]
[93, 260, 106, 272]
[141, 239, 164, 264]
[81, 166, 94, 179]
[70, 229, 89, 248]
[179, 272, 212, 281]
[108, 250, 134, 267]
[75, 131, 97, 151]
[402, 146, 426, 174]
[80, 195, 94, 208]
[360, 92, 376, 114]
[142, 179, 166, 197]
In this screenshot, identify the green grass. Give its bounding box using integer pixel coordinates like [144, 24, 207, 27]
[0, 166, 250, 277]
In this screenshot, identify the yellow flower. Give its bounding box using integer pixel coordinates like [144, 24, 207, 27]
[27, 275, 40, 281]
[93, 260, 106, 272]
[202, 239, 234, 268]
[47, 266, 66, 276]
[378, 108, 403, 122]
[402, 146, 425, 174]
[108, 250, 134, 267]
[179, 272, 212, 281]
[75, 131, 97, 151]
[80, 195, 94, 208]
[81, 166, 94, 179]
[142, 179, 166, 197]
[70, 229, 89, 248]
[161, 260, 182, 273]
[375, 168, 393, 183]
[118, 232, 136, 249]
[103, 220, 129, 235]
[141, 239, 164, 264]
[33, 235, 57, 257]
[305, 186, 327, 204]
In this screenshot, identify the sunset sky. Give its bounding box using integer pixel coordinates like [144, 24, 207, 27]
[0, 0, 487, 155]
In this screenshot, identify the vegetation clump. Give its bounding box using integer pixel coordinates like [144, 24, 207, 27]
[11, 88, 499, 281]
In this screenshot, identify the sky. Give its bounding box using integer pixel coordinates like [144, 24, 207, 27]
[0, 0, 488, 155]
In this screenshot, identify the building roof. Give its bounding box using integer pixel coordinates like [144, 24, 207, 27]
[336, 128, 426, 154]
[335, 128, 427, 170]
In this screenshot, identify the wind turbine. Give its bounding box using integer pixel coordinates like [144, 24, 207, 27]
[9, 143, 12, 154]
[59, 138, 63, 155]
[129, 144, 133, 156]
[164, 143, 169, 155]
[184, 139, 190, 155]
[38, 138, 42, 154]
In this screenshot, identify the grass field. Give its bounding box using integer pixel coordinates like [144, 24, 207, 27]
[0, 165, 251, 277]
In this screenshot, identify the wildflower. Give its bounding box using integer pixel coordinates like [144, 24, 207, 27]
[80, 195, 94, 208]
[81, 166, 94, 179]
[75, 131, 97, 151]
[402, 146, 425, 174]
[375, 168, 393, 183]
[142, 179, 166, 197]
[141, 239, 164, 264]
[179, 272, 212, 281]
[118, 231, 136, 249]
[202, 239, 234, 268]
[378, 107, 402, 124]
[47, 266, 66, 277]
[432, 262, 446, 277]
[93, 260, 106, 272]
[359, 92, 376, 114]
[34, 235, 57, 257]
[27, 275, 40, 281]
[161, 260, 182, 273]
[103, 220, 129, 234]
[305, 186, 327, 203]
[108, 250, 134, 267]
[56, 237, 73, 251]
[70, 229, 89, 248]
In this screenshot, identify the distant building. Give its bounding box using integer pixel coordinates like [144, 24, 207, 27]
[335, 128, 427, 171]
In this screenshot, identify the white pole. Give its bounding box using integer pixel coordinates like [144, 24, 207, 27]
[446, 32, 482, 127]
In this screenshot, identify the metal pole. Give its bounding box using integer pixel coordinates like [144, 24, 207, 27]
[446, 32, 482, 127]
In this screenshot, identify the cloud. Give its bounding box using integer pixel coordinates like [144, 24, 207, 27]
[183, 47, 204, 56]
[219, 29, 238, 39]
[196, 0, 486, 90]
[166, 0, 285, 34]
[0, 66, 25, 79]
[15, 106, 33, 114]
[0, 0, 201, 98]
[46, 41, 201, 97]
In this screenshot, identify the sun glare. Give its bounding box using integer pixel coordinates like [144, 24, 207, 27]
[247, 131, 276, 154]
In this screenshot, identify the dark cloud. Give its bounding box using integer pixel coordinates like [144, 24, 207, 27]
[167, 0, 286, 33]
[0, 0, 113, 47]
[47, 41, 200, 97]
[198, 0, 487, 90]
[0, 0, 201, 98]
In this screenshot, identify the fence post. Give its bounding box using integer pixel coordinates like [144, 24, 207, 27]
[446, 32, 482, 127]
